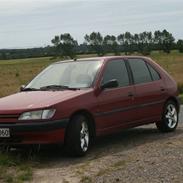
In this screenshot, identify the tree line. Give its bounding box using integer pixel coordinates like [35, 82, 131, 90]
[0, 29, 183, 60]
[51, 30, 183, 58]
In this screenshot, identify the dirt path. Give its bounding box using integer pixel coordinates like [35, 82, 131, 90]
[32, 107, 183, 183]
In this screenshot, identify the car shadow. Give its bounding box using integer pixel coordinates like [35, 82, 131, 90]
[2, 124, 182, 168]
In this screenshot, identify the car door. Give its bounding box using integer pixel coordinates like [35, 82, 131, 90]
[95, 59, 137, 134]
[127, 58, 167, 123]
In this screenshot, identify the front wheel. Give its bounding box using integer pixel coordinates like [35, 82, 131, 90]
[65, 115, 90, 156]
[156, 100, 179, 132]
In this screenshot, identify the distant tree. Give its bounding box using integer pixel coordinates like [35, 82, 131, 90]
[0, 52, 7, 60]
[51, 35, 60, 47]
[133, 33, 140, 50]
[177, 39, 183, 53]
[161, 30, 175, 53]
[77, 43, 89, 54]
[125, 32, 134, 54]
[51, 35, 61, 57]
[117, 32, 134, 55]
[138, 31, 152, 55]
[60, 33, 78, 59]
[154, 30, 161, 50]
[51, 33, 77, 58]
[154, 30, 175, 53]
[103, 35, 119, 55]
[117, 33, 125, 53]
[84, 32, 104, 56]
[0, 29, 180, 61]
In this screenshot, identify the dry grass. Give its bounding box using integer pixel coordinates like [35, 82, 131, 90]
[0, 51, 183, 98]
[0, 57, 59, 97]
[151, 51, 183, 85]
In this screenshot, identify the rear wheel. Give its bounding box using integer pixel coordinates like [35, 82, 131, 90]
[156, 100, 179, 132]
[65, 115, 90, 156]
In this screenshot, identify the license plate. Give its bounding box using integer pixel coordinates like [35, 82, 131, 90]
[0, 128, 10, 138]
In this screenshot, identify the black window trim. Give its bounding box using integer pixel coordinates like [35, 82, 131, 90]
[146, 62, 161, 81]
[100, 58, 132, 90]
[124, 58, 134, 85]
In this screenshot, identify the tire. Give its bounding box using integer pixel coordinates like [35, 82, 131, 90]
[65, 114, 90, 156]
[156, 100, 179, 132]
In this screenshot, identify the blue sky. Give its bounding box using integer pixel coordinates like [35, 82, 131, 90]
[0, 0, 183, 49]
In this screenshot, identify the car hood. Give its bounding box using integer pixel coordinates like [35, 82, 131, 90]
[0, 90, 91, 113]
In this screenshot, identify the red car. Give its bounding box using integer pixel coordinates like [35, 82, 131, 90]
[0, 56, 180, 156]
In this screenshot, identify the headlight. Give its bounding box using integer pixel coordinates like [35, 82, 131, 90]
[18, 109, 56, 120]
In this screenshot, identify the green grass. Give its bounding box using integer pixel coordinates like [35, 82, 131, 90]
[0, 152, 35, 183]
[17, 166, 32, 182]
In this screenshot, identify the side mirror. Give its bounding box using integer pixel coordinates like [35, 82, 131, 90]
[20, 85, 25, 91]
[101, 79, 119, 90]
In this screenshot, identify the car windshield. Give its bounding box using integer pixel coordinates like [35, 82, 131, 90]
[25, 60, 102, 90]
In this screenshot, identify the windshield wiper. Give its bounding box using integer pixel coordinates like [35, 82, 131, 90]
[40, 85, 79, 91]
[21, 87, 40, 91]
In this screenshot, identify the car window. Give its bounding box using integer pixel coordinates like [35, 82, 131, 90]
[128, 59, 152, 84]
[26, 60, 102, 89]
[102, 59, 129, 87]
[147, 63, 161, 81]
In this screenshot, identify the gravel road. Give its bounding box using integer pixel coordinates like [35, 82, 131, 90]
[33, 106, 183, 183]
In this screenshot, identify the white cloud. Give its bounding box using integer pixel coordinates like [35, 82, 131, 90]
[0, 0, 182, 48]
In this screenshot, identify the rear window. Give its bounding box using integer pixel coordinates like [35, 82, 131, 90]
[147, 63, 161, 81]
[128, 59, 152, 84]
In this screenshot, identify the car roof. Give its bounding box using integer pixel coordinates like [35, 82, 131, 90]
[101, 56, 151, 61]
[54, 57, 102, 64]
[54, 56, 151, 64]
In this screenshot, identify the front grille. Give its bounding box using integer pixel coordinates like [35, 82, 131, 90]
[0, 114, 19, 119]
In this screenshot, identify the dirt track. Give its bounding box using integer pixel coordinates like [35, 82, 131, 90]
[32, 106, 183, 183]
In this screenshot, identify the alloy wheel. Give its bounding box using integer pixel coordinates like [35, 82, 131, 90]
[80, 121, 89, 152]
[165, 104, 178, 129]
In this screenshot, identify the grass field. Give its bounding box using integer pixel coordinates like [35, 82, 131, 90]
[0, 51, 183, 98]
[0, 57, 58, 97]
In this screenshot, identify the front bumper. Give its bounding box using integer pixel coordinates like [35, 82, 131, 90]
[0, 119, 69, 144]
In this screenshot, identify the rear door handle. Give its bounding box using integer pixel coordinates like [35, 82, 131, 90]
[128, 92, 134, 97]
[160, 88, 165, 92]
